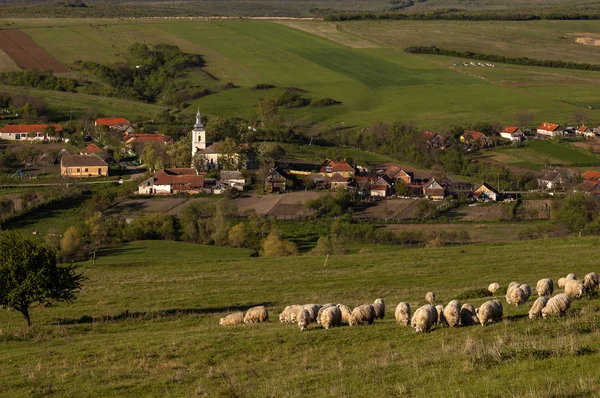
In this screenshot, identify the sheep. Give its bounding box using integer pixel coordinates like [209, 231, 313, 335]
[297, 308, 311, 331]
[566, 273, 577, 281]
[435, 305, 448, 327]
[425, 292, 436, 305]
[508, 281, 520, 290]
[302, 304, 321, 323]
[564, 279, 585, 299]
[394, 302, 411, 325]
[349, 304, 376, 326]
[411, 304, 438, 333]
[373, 298, 385, 320]
[279, 305, 301, 323]
[506, 284, 527, 306]
[460, 303, 478, 327]
[557, 277, 567, 289]
[536, 278, 554, 297]
[337, 304, 353, 325]
[488, 283, 501, 294]
[316, 304, 334, 325]
[219, 312, 244, 326]
[541, 293, 571, 318]
[583, 272, 599, 291]
[475, 300, 502, 326]
[443, 300, 462, 327]
[243, 306, 269, 324]
[528, 296, 549, 320]
[320, 306, 342, 329]
[519, 284, 532, 300]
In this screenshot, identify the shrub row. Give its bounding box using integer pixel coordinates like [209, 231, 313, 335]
[324, 10, 600, 22]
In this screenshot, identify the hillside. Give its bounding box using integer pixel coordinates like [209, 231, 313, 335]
[0, 239, 598, 396]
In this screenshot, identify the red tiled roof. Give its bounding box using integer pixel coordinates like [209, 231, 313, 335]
[96, 117, 130, 126]
[582, 170, 600, 181]
[422, 130, 438, 140]
[125, 134, 172, 143]
[330, 173, 348, 183]
[61, 154, 108, 167]
[371, 185, 388, 191]
[501, 126, 519, 134]
[1, 124, 63, 133]
[164, 168, 195, 175]
[578, 126, 590, 133]
[576, 180, 599, 192]
[462, 130, 485, 141]
[425, 188, 445, 197]
[153, 171, 205, 187]
[331, 160, 354, 172]
[537, 123, 560, 131]
[81, 143, 104, 154]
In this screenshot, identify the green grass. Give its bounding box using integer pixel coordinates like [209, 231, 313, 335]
[485, 140, 600, 168]
[0, 238, 599, 396]
[529, 140, 600, 165]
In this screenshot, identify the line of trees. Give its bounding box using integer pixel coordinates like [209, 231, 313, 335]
[0, 70, 79, 92]
[324, 10, 600, 21]
[405, 46, 600, 71]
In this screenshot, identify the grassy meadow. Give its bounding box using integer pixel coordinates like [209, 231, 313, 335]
[1, 19, 600, 129]
[0, 238, 599, 396]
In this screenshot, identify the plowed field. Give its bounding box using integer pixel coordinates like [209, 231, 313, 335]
[0, 29, 68, 73]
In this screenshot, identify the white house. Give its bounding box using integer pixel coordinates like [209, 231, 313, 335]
[0, 123, 62, 141]
[537, 123, 563, 137]
[499, 126, 523, 142]
[138, 168, 205, 195]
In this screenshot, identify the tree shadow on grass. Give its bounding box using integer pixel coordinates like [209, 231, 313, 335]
[53, 302, 276, 325]
[505, 314, 529, 322]
[94, 244, 144, 259]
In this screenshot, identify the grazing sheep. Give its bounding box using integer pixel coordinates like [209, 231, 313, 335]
[508, 281, 520, 290]
[337, 304, 353, 325]
[536, 278, 554, 297]
[566, 273, 577, 281]
[488, 283, 501, 294]
[506, 285, 527, 306]
[316, 304, 334, 325]
[394, 302, 411, 325]
[243, 306, 269, 324]
[541, 293, 571, 318]
[519, 284, 532, 300]
[302, 304, 321, 323]
[475, 300, 503, 326]
[460, 303, 478, 327]
[279, 305, 301, 323]
[528, 296, 549, 320]
[583, 272, 599, 291]
[435, 305, 448, 327]
[373, 298, 386, 320]
[297, 308, 311, 331]
[411, 304, 438, 333]
[321, 306, 342, 329]
[564, 279, 585, 299]
[425, 292, 436, 305]
[443, 300, 462, 327]
[557, 277, 567, 289]
[219, 312, 244, 326]
[349, 304, 376, 326]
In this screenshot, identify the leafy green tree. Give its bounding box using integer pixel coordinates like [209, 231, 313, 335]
[262, 232, 299, 257]
[192, 152, 208, 173]
[60, 226, 82, 259]
[206, 116, 241, 142]
[0, 198, 14, 219]
[0, 231, 84, 327]
[140, 141, 167, 172]
[257, 142, 285, 169]
[415, 199, 438, 221]
[394, 180, 411, 197]
[217, 137, 243, 171]
[167, 132, 192, 168]
[228, 223, 247, 248]
[257, 98, 280, 131]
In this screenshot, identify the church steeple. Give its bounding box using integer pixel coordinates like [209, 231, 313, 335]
[191, 109, 206, 161]
[195, 108, 203, 129]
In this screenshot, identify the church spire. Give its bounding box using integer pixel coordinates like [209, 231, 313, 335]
[195, 108, 203, 129]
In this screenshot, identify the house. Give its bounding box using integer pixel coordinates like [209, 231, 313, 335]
[370, 175, 394, 197]
[330, 173, 349, 190]
[582, 170, 600, 181]
[137, 168, 205, 195]
[61, 155, 109, 178]
[220, 170, 246, 191]
[537, 123, 563, 138]
[265, 167, 290, 193]
[0, 124, 62, 141]
[95, 117, 131, 133]
[422, 130, 447, 149]
[573, 180, 600, 196]
[423, 178, 446, 200]
[80, 143, 105, 158]
[384, 165, 413, 184]
[460, 130, 490, 147]
[319, 159, 355, 178]
[124, 133, 173, 146]
[537, 169, 573, 190]
[499, 126, 524, 142]
[578, 126, 594, 138]
[473, 182, 500, 202]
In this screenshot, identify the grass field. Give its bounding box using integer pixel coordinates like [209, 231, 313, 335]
[0, 238, 598, 396]
[1, 19, 599, 129]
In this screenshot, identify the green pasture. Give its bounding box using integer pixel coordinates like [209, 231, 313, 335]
[0, 238, 599, 396]
[486, 140, 600, 169]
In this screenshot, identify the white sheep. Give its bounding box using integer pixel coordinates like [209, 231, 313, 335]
[564, 279, 584, 298]
[302, 304, 321, 323]
[316, 304, 334, 325]
[566, 273, 577, 281]
[536, 278, 554, 297]
[528, 296, 549, 319]
[519, 284, 532, 300]
[541, 293, 571, 318]
[460, 303, 478, 327]
[425, 292, 436, 305]
[279, 305, 301, 323]
[506, 284, 527, 306]
[475, 300, 503, 326]
[219, 312, 244, 326]
[557, 277, 567, 289]
[435, 304, 448, 327]
[411, 304, 438, 333]
[320, 306, 342, 329]
[297, 308, 311, 331]
[394, 302, 411, 325]
[349, 304, 376, 326]
[488, 283, 501, 294]
[337, 304, 353, 325]
[443, 300, 462, 327]
[583, 272, 598, 291]
[373, 298, 385, 320]
[508, 281, 520, 290]
[243, 306, 269, 324]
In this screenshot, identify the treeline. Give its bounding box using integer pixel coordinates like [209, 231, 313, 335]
[0, 70, 78, 92]
[324, 10, 600, 21]
[405, 46, 600, 71]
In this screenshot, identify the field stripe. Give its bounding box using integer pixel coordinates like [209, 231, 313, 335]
[0, 29, 69, 73]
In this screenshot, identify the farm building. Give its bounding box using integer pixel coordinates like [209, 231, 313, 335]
[573, 180, 600, 196]
[537, 123, 563, 138]
[95, 117, 131, 133]
[330, 173, 349, 190]
[320, 159, 355, 179]
[473, 182, 500, 202]
[582, 170, 600, 181]
[61, 155, 109, 178]
[220, 170, 246, 191]
[80, 143, 105, 158]
[499, 126, 523, 142]
[422, 130, 447, 149]
[423, 179, 447, 200]
[384, 165, 413, 184]
[578, 126, 594, 138]
[125, 133, 173, 146]
[370, 175, 394, 197]
[537, 169, 573, 190]
[265, 167, 290, 193]
[460, 130, 490, 147]
[0, 123, 62, 141]
[137, 168, 205, 195]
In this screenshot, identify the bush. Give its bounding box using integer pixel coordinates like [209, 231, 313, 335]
[455, 288, 491, 300]
[262, 232, 299, 257]
[310, 235, 348, 256]
[251, 83, 276, 90]
[60, 226, 82, 259]
[311, 97, 341, 108]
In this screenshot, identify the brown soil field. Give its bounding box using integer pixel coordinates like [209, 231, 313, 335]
[0, 48, 20, 72]
[234, 191, 325, 217]
[519, 200, 552, 220]
[0, 29, 69, 73]
[355, 198, 420, 220]
[447, 203, 509, 221]
[105, 197, 190, 217]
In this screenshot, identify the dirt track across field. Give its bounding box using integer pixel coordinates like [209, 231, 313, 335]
[0, 29, 69, 73]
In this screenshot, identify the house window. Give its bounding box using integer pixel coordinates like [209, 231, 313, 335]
[76, 168, 80, 172]
[84, 168, 88, 173]
[98, 168, 101, 175]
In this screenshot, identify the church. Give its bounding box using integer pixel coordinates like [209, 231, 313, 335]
[191, 110, 256, 170]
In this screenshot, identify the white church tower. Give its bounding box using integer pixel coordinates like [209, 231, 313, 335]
[191, 109, 206, 158]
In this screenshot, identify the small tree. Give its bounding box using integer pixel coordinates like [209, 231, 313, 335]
[0, 231, 84, 327]
[262, 232, 299, 257]
[515, 111, 535, 132]
[228, 223, 247, 248]
[60, 226, 83, 259]
[0, 197, 14, 219]
[394, 180, 411, 197]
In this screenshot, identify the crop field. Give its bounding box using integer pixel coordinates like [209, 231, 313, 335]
[1, 19, 599, 129]
[528, 140, 600, 166]
[0, 238, 599, 396]
[0, 29, 69, 73]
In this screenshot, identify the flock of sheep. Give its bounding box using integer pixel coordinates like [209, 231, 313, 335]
[219, 271, 599, 333]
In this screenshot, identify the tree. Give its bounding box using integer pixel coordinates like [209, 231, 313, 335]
[257, 98, 280, 132]
[0, 197, 14, 219]
[256, 142, 285, 169]
[0, 231, 84, 327]
[415, 199, 438, 221]
[515, 111, 535, 132]
[262, 232, 299, 257]
[60, 226, 82, 259]
[42, 125, 57, 140]
[217, 137, 242, 171]
[394, 180, 411, 197]
[192, 152, 208, 173]
[140, 141, 167, 172]
[573, 109, 588, 126]
[228, 223, 247, 248]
